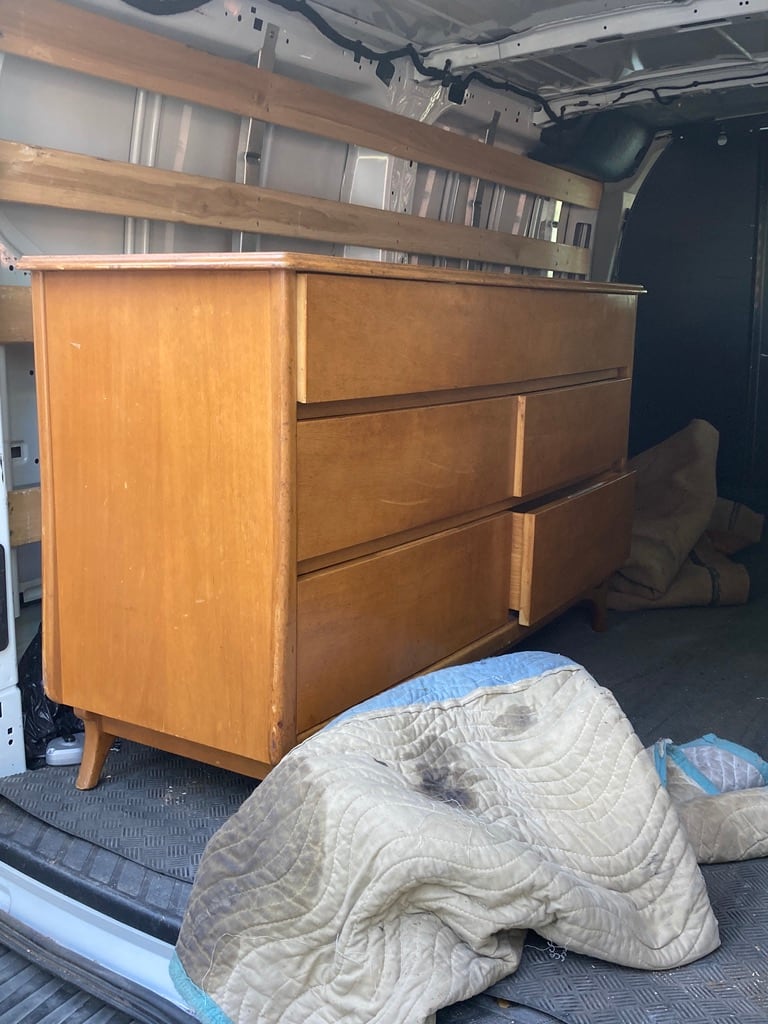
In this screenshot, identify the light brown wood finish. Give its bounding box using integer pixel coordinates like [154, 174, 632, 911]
[513, 378, 632, 495]
[21, 251, 644, 293]
[297, 514, 512, 732]
[299, 274, 637, 402]
[74, 710, 116, 791]
[0, 286, 33, 343]
[295, 580, 610, 743]
[0, 141, 588, 274]
[8, 487, 41, 547]
[75, 710, 271, 789]
[28, 254, 639, 783]
[297, 397, 517, 561]
[0, 0, 602, 210]
[30, 276, 63, 702]
[264, 271, 299, 766]
[36, 268, 295, 763]
[510, 472, 635, 626]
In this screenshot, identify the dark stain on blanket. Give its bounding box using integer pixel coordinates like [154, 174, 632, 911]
[493, 704, 536, 732]
[418, 767, 475, 809]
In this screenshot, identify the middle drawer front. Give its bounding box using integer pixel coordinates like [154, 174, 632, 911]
[296, 513, 512, 733]
[297, 397, 516, 562]
[298, 380, 632, 563]
[513, 378, 631, 496]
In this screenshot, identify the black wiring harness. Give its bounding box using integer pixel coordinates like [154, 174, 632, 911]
[117, 0, 562, 121]
[119, 0, 764, 122]
[264, 0, 562, 121]
[560, 65, 768, 118]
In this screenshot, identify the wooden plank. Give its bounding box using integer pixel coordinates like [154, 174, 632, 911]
[8, 486, 41, 547]
[1, 140, 590, 273]
[0, 0, 602, 209]
[297, 514, 512, 733]
[0, 286, 33, 343]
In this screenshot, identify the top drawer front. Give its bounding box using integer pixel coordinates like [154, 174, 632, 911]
[298, 275, 637, 403]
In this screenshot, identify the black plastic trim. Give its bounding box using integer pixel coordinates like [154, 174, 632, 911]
[0, 911, 196, 1024]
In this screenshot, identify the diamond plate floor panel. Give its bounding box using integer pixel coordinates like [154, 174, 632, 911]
[0, 741, 256, 881]
[0, 942, 143, 1024]
[478, 859, 768, 1024]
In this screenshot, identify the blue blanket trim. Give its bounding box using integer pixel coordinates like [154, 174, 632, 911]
[667, 744, 720, 796]
[169, 951, 235, 1024]
[652, 733, 768, 794]
[692, 733, 768, 784]
[327, 651, 578, 728]
[652, 739, 670, 788]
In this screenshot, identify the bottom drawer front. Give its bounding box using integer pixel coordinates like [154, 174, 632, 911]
[297, 514, 512, 733]
[510, 472, 634, 626]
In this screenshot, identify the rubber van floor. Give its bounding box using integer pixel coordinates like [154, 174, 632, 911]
[0, 941, 142, 1024]
[0, 538, 766, 1023]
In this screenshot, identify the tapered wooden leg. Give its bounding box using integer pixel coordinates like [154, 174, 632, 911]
[75, 711, 116, 790]
[586, 581, 609, 633]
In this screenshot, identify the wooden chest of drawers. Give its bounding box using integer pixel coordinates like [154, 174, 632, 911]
[25, 253, 641, 786]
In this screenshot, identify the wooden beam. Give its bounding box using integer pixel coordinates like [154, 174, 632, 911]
[0, 0, 602, 210]
[0, 141, 591, 274]
[0, 285, 33, 342]
[8, 486, 41, 547]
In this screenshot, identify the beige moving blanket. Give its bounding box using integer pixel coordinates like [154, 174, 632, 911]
[609, 419, 764, 610]
[170, 652, 739, 1024]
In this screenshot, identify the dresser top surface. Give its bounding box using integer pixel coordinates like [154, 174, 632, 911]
[21, 251, 644, 295]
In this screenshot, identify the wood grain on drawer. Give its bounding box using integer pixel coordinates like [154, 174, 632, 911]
[297, 514, 512, 732]
[514, 378, 632, 496]
[510, 472, 634, 626]
[297, 397, 516, 561]
[297, 274, 637, 402]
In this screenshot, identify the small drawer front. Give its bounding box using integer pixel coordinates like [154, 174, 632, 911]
[297, 397, 516, 562]
[297, 514, 512, 732]
[510, 472, 634, 626]
[514, 378, 632, 496]
[298, 274, 637, 402]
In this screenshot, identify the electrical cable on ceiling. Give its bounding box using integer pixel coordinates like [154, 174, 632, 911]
[119, 0, 768, 124]
[559, 67, 768, 118]
[264, 0, 564, 122]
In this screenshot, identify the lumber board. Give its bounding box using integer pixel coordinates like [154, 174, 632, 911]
[8, 486, 41, 547]
[0, 140, 591, 273]
[0, 286, 33, 342]
[0, 0, 602, 209]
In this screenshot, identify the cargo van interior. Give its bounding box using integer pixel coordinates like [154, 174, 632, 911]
[0, 1, 768, 1022]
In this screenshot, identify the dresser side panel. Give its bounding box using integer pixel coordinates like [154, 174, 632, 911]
[38, 269, 292, 762]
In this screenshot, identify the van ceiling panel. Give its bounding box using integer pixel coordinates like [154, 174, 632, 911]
[303, 0, 768, 124]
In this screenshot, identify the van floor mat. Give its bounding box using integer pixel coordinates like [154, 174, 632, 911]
[0, 940, 142, 1024]
[0, 740, 256, 881]
[480, 858, 768, 1024]
[0, 796, 189, 942]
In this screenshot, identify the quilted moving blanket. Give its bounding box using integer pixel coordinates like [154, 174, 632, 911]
[171, 652, 721, 1024]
